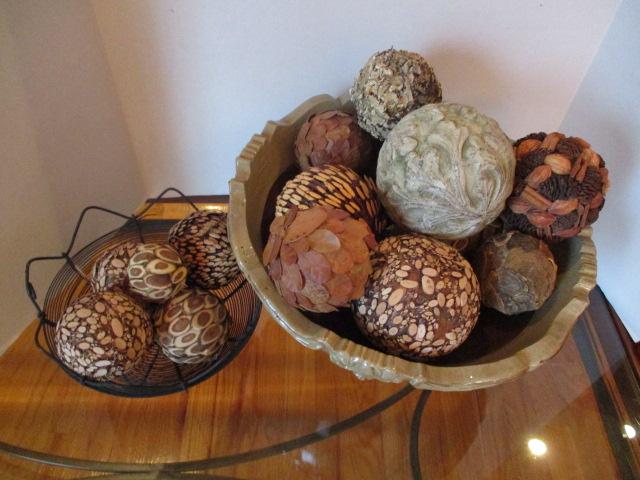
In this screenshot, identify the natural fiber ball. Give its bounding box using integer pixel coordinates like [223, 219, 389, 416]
[91, 241, 140, 293]
[350, 48, 442, 140]
[473, 231, 557, 315]
[353, 234, 480, 359]
[55, 291, 152, 380]
[502, 132, 610, 241]
[276, 164, 386, 236]
[263, 205, 377, 313]
[294, 110, 373, 173]
[377, 103, 515, 240]
[155, 287, 229, 364]
[168, 211, 240, 289]
[127, 243, 187, 302]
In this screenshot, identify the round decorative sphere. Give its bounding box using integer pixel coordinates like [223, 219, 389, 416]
[155, 287, 229, 364]
[263, 205, 377, 313]
[127, 243, 187, 302]
[294, 110, 373, 173]
[353, 234, 480, 359]
[168, 210, 240, 289]
[377, 103, 516, 240]
[275, 164, 386, 236]
[473, 231, 557, 315]
[350, 48, 442, 140]
[502, 132, 609, 241]
[54, 291, 152, 380]
[91, 241, 140, 293]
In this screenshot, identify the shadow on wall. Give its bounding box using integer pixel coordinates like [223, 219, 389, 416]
[4, 0, 144, 245]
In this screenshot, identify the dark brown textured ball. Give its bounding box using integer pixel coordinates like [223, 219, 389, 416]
[54, 291, 152, 380]
[502, 132, 610, 241]
[127, 243, 188, 302]
[91, 241, 140, 293]
[275, 164, 386, 236]
[294, 110, 373, 173]
[353, 234, 480, 359]
[168, 211, 240, 289]
[473, 231, 557, 315]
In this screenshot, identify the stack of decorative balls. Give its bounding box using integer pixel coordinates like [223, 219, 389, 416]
[263, 47, 611, 361]
[54, 210, 240, 381]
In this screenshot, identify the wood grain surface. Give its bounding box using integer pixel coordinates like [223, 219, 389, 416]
[0, 198, 637, 479]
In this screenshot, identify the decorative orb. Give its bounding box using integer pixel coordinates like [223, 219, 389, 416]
[353, 234, 480, 359]
[54, 291, 152, 380]
[127, 243, 187, 302]
[350, 48, 442, 140]
[263, 205, 377, 313]
[294, 109, 373, 173]
[155, 287, 229, 364]
[473, 231, 557, 315]
[168, 210, 240, 289]
[502, 132, 610, 241]
[275, 164, 386, 235]
[377, 103, 515, 240]
[91, 241, 140, 293]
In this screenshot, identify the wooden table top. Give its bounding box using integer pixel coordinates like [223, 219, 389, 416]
[0, 197, 639, 479]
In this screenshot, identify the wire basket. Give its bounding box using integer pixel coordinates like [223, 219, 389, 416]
[25, 188, 262, 397]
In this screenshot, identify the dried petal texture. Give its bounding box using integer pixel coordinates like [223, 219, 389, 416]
[350, 48, 442, 140]
[264, 205, 376, 313]
[377, 103, 516, 240]
[168, 210, 240, 289]
[127, 243, 187, 303]
[155, 287, 229, 364]
[353, 234, 480, 359]
[473, 231, 557, 315]
[276, 164, 386, 235]
[294, 109, 373, 173]
[503, 131, 609, 241]
[54, 291, 152, 380]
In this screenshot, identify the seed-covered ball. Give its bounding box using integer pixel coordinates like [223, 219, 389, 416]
[350, 48, 442, 140]
[54, 291, 152, 380]
[168, 211, 240, 289]
[276, 164, 386, 236]
[127, 243, 187, 302]
[354, 234, 480, 359]
[91, 241, 140, 293]
[155, 287, 229, 364]
[473, 231, 557, 315]
[263, 205, 377, 313]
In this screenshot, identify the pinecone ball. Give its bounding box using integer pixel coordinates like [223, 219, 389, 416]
[473, 231, 557, 315]
[127, 243, 187, 302]
[168, 211, 240, 289]
[263, 205, 377, 313]
[502, 132, 610, 241]
[377, 103, 515, 240]
[155, 287, 229, 364]
[91, 241, 140, 293]
[353, 234, 480, 359]
[350, 48, 442, 140]
[275, 164, 386, 236]
[294, 110, 373, 173]
[54, 291, 152, 380]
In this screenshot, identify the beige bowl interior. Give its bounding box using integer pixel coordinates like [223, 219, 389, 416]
[229, 94, 597, 391]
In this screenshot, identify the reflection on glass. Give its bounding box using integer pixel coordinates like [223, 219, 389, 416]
[527, 438, 548, 457]
[624, 424, 637, 439]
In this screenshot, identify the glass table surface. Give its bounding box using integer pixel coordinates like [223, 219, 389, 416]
[0, 198, 638, 480]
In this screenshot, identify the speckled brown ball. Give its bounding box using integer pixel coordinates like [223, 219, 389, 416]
[155, 287, 229, 364]
[353, 234, 480, 359]
[168, 211, 240, 289]
[127, 243, 187, 302]
[91, 241, 140, 293]
[473, 231, 557, 315]
[54, 291, 152, 380]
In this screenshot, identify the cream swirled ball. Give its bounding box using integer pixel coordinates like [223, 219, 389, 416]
[377, 103, 516, 240]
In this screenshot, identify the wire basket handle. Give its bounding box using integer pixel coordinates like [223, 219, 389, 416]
[134, 187, 200, 219]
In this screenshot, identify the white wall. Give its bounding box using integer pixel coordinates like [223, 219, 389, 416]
[0, 1, 144, 350]
[92, 0, 619, 196]
[561, 0, 640, 339]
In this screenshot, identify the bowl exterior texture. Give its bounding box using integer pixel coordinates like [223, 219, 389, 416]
[228, 94, 597, 391]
